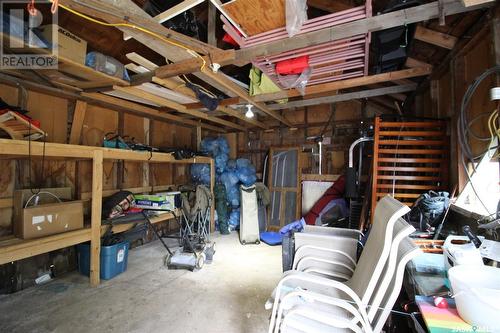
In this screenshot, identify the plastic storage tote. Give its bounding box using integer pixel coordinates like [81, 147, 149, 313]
[77, 241, 129, 280]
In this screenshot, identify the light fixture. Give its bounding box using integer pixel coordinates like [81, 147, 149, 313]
[245, 104, 254, 118]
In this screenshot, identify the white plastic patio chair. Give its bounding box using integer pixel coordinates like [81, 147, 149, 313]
[268, 217, 415, 333]
[290, 196, 410, 281]
[276, 236, 422, 333]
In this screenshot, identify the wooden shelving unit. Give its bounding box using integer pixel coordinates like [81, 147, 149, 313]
[0, 139, 215, 286]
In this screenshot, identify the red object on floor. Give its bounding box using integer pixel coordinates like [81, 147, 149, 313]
[275, 55, 310, 75]
[303, 175, 346, 225]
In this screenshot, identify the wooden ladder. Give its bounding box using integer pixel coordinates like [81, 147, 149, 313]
[0, 111, 46, 140]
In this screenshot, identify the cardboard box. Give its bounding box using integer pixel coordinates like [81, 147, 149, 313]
[13, 187, 72, 225]
[38, 25, 87, 64]
[13, 187, 78, 239]
[133, 192, 181, 211]
[15, 201, 84, 239]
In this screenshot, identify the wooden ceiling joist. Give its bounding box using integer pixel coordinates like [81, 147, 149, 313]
[414, 26, 458, 49]
[0, 72, 224, 132]
[200, 68, 292, 127]
[59, 0, 238, 99]
[83, 92, 224, 132]
[254, 67, 431, 102]
[147, 0, 493, 77]
[154, 0, 205, 24]
[126, 52, 159, 71]
[405, 57, 434, 70]
[152, 77, 267, 129]
[268, 84, 417, 110]
[113, 85, 247, 131]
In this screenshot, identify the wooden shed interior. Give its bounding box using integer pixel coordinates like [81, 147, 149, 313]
[0, 0, 499, 332]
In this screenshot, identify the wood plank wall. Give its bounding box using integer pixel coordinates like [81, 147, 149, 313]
[0, 84, 196, 237]
[418, 26, 497, 190]
[229, 101, 377, 177]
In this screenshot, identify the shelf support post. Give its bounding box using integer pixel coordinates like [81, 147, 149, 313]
[210, 158, 215, 233]
[90, 150, 103, 286]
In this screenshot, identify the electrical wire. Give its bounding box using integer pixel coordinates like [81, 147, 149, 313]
[53, 1, 206, 71]
[457, 66, 500, 215]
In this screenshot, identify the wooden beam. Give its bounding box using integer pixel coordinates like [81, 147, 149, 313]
[414, 25, 458, 49]
[208, 1, 217, 47]
[200, 68, 293, 126]
[235, 0, 492, 62]
[405, 57, 434, 70]
[113, 86, 247, 131]
[154, 0, 205, 23]
[69, 100, 87, 144]
[59, 0, 237, 97]
[59, 0, 217, 56]
[0, 72, 222, 132]
[254, 67, 431, 102]
[82, 92, 224, 132]
[126, 52, 159, 71]
[151, 77, 267, 128]
[461, 0, 495, 8]
[268, 84, 417, 110]
[90, 150, 103, 287]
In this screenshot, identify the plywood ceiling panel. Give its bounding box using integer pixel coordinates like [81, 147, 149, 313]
[223, 0, 285, 36]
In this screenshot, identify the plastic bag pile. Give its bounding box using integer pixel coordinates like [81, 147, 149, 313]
[190, 137, 257, 231]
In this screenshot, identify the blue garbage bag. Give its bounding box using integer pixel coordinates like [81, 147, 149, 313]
[228, 208, 240, 229]
[190, 164, 211, 185]
[227, 186, 240, 208]
[279, 218, 306, 235]
[215, 153, 229, 174]
[226, 159, 237, 171]
[236, 158, 253, 170]
[236, 166, 257, 186]
[216, 137, 230, 156]
[220, 171, 239, 190]
[201, 137, 218, 155]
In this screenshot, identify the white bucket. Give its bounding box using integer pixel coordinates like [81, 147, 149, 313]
[448, 265, 500, 332]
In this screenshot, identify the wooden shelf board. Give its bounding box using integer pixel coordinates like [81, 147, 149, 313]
[0, 139, 212, 164]
[0, 228, 91, 265]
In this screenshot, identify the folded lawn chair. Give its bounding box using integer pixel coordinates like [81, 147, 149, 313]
[268, 217, 415, 333]
[277, 236, 421, 333]
[291, 196, 410, 281]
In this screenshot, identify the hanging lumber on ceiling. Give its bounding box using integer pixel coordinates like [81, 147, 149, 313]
[268, 84, 417, 110]
[83, 92, 225, 132]
[113, 86, 247, 131]
[146, 0, 492, 79]
[151, 77, 267, 129]
[154, 0, 205, 23]
[253, 67, 432, 102]
[222, 0, 286, 36]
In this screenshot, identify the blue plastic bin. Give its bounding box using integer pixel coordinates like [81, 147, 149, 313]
[77, 241, 129, 280]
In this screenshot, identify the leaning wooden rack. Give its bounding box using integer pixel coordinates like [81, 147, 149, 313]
[0, 139, 214, 286]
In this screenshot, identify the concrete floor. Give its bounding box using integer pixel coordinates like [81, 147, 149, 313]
[0, 233, 282, 333]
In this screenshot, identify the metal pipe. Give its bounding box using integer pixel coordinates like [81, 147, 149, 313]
[349, 137, 374, 168]
[318, 141, 323, 175]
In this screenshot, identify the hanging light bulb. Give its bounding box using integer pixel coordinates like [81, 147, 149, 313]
[245, 104, 254, 118]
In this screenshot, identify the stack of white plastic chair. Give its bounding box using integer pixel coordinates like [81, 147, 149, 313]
[276, 237, 421, 333]
[267, 196, 421, 333]
[291, 196, 410, 281]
